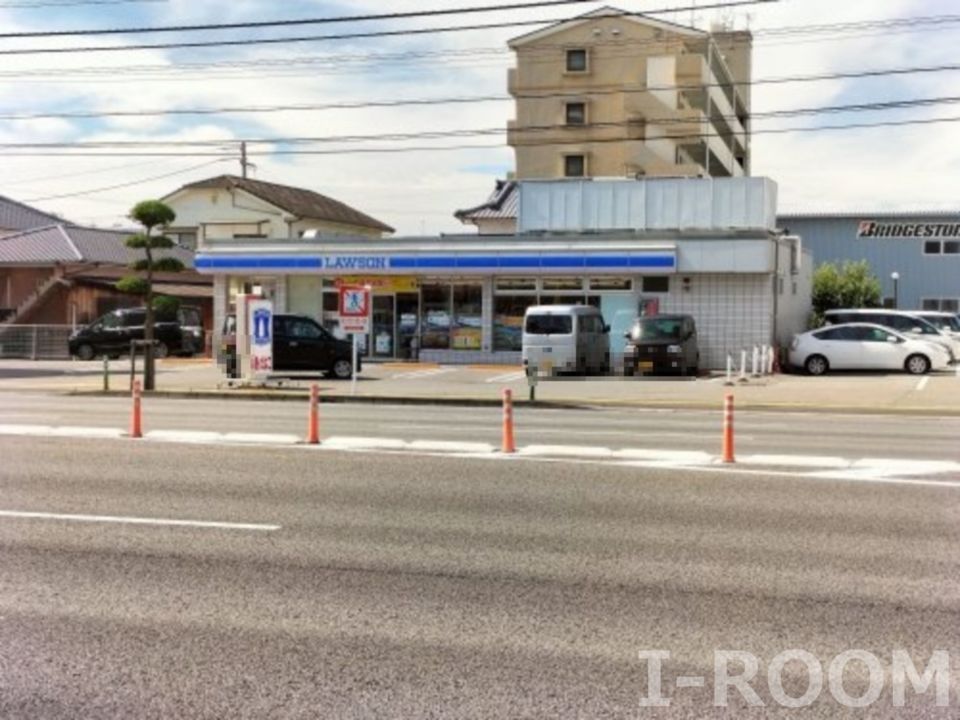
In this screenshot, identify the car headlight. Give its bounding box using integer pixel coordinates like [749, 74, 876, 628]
[667, 345, 682, 354]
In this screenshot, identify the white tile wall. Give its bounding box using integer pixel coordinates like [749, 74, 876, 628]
[660, 274, 774, 369]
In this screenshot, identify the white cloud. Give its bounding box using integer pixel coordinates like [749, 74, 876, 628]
[1, 0, 959, 232]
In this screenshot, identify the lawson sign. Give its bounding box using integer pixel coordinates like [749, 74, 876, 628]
[195, 252, 677, 274]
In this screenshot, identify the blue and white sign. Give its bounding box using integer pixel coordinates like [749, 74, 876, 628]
[247, 299, 273, 377]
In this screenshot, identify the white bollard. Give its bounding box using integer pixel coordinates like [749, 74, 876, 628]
[751, 346, 760, 377]
[760, 345, 769, 376]
[724, 354, 735, 386]
[739, 350, 748, 383]
[768, 346, 776, 375]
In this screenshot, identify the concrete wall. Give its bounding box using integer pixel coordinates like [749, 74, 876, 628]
[508, 15, 750, 180]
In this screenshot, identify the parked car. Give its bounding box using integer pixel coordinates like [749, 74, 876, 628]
[623, 314, 699, 376]
[913, 310, 960, 340]
[824, 309, 958, 363]
[68, 306, 199, 360]
[789, 323, 950, 375]
[521, 305, 610, 375]
[221, 313, 357, 379]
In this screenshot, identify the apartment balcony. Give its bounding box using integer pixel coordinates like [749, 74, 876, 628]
[674, 54, 748, 150]
[627, 142, 703, 178]
[624, 90, 708, 142]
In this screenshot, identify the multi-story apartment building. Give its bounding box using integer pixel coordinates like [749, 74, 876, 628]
[507, 7, 752, 180]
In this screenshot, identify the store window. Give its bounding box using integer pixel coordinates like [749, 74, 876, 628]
[421, 284, 451, 349]
[642, 276, 670, 293]
[452, 285, 483, 350]
[542, 278, 583, 291]
[924, 241, 942, 255]
[495, 278, 537, 292]
[589, 278, 632, 291]
[494, 295, 537, 352]
[944, 241, 960, 254]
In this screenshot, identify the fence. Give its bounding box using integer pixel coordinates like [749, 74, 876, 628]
[0, 325, 73, 359]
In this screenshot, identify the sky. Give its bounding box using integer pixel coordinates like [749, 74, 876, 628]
[0, 0, 958, 235]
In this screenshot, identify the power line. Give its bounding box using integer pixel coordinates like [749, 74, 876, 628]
[4, 64, 960, 122]
[5, 113, 960, 158]
[0, 0, 164, 7]
[22, 159, 228, 201]
[0, 0, 595, 37]
[0, 0, 776, 55]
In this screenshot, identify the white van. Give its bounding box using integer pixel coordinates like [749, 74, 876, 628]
[522, 305, 610, 375]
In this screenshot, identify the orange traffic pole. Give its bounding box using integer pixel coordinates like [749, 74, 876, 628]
[722, 393, 735, 464]
[130, 379, 142, 439]
[307, 383, 320, 445]
[502, 388, 516, 454]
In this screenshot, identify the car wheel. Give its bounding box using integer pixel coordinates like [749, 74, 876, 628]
[331, 359, 353, 380]
[905, 354, 930, 375]
[153, 342, 169, 359]
[75, 343, 95, 361]
[805, 354, 829, 376]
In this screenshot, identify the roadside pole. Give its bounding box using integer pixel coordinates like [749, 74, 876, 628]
[102, 355, 109, 392]
[351, 334, 358, 397]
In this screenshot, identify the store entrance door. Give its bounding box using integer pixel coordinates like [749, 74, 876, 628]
[396, 292, 420, 360]
[371, 295, 396, 358]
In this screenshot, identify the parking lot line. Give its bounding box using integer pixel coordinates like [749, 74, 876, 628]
[0, 509, 280, 532]
[915, 377, 930, 392]
[389, 368, 458, 380]
[485, 372, 526, 384]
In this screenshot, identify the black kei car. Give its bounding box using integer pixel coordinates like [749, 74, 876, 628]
[68, 306, 202, 360]
[221, 313, 357, 380]
[623, 314, 700, 376]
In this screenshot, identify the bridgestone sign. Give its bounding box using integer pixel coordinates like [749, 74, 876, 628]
[858, 220, 960, 238]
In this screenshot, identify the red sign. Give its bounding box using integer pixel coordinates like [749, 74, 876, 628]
[338, 285, 370, 334]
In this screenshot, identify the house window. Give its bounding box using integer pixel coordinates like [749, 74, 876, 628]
[642, 276, 670, 293]
[924, 241, 942, 254]
[566, 48, 588, 72]
[565, 102, 586, 126]
[564, 154, 586, 177]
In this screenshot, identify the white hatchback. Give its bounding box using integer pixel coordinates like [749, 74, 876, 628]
[789, 323, 950, 376]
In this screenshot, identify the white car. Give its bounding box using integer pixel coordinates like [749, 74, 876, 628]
[789, 323, 950, 376]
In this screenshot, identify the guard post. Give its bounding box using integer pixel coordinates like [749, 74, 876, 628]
[525, 362, 538, 402]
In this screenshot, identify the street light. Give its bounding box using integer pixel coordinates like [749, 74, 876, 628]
[890, 271, 900, 309]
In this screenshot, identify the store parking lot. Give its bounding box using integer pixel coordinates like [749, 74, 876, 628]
[1, 358, 959, 413]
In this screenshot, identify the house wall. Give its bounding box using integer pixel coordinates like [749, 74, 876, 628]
[166, 188, 385, 246]
[0, 267, 54, 311]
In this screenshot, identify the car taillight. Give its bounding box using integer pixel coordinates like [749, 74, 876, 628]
[790, 336, 799, 350]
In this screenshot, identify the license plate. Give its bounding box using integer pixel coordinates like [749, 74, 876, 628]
[639, 361, 654, 372]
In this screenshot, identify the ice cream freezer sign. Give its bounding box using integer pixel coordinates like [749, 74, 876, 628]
[248, 298, 274, 376]
[339, 285, 371, 334]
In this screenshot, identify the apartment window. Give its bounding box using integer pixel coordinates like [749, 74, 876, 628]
[924, 240, 942, 254]
[566, 48, 588, 72]
[565, 102, 586, 126]
[564, 154, 586, 177]
[642, 276, 670, 294]
[944, 241, 960, 254]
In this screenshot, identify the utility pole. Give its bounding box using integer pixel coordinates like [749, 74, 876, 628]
[240, 141, 249, 179]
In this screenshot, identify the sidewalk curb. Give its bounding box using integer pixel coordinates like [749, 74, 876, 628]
[64, 389, 960, 416]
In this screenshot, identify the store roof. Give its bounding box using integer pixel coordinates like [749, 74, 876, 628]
[170, 174, 394, 234]
[0, 194, 69, 233]
[0, 224, 195, 266]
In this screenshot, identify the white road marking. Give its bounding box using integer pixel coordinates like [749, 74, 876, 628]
[3, 424, 959, 485]
[484, 372, 526, 384]
[389, 368, 457, 380]
[915, 377, 930, 392]
[0, 509, 280, 531]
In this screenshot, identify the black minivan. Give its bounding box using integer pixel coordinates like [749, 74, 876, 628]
[221, 313, 357, 379]
[68, 306, 200, 360]
[623, 314, 700, 376]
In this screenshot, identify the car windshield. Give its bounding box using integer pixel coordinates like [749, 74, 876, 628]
[922, 315, 960, 332]
[525, 314, 572, 335]
[632, 318, 683, 340]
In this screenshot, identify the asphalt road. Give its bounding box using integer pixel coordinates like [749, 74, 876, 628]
[1, 391, 958, 461]
[1, 434, 959, 718]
